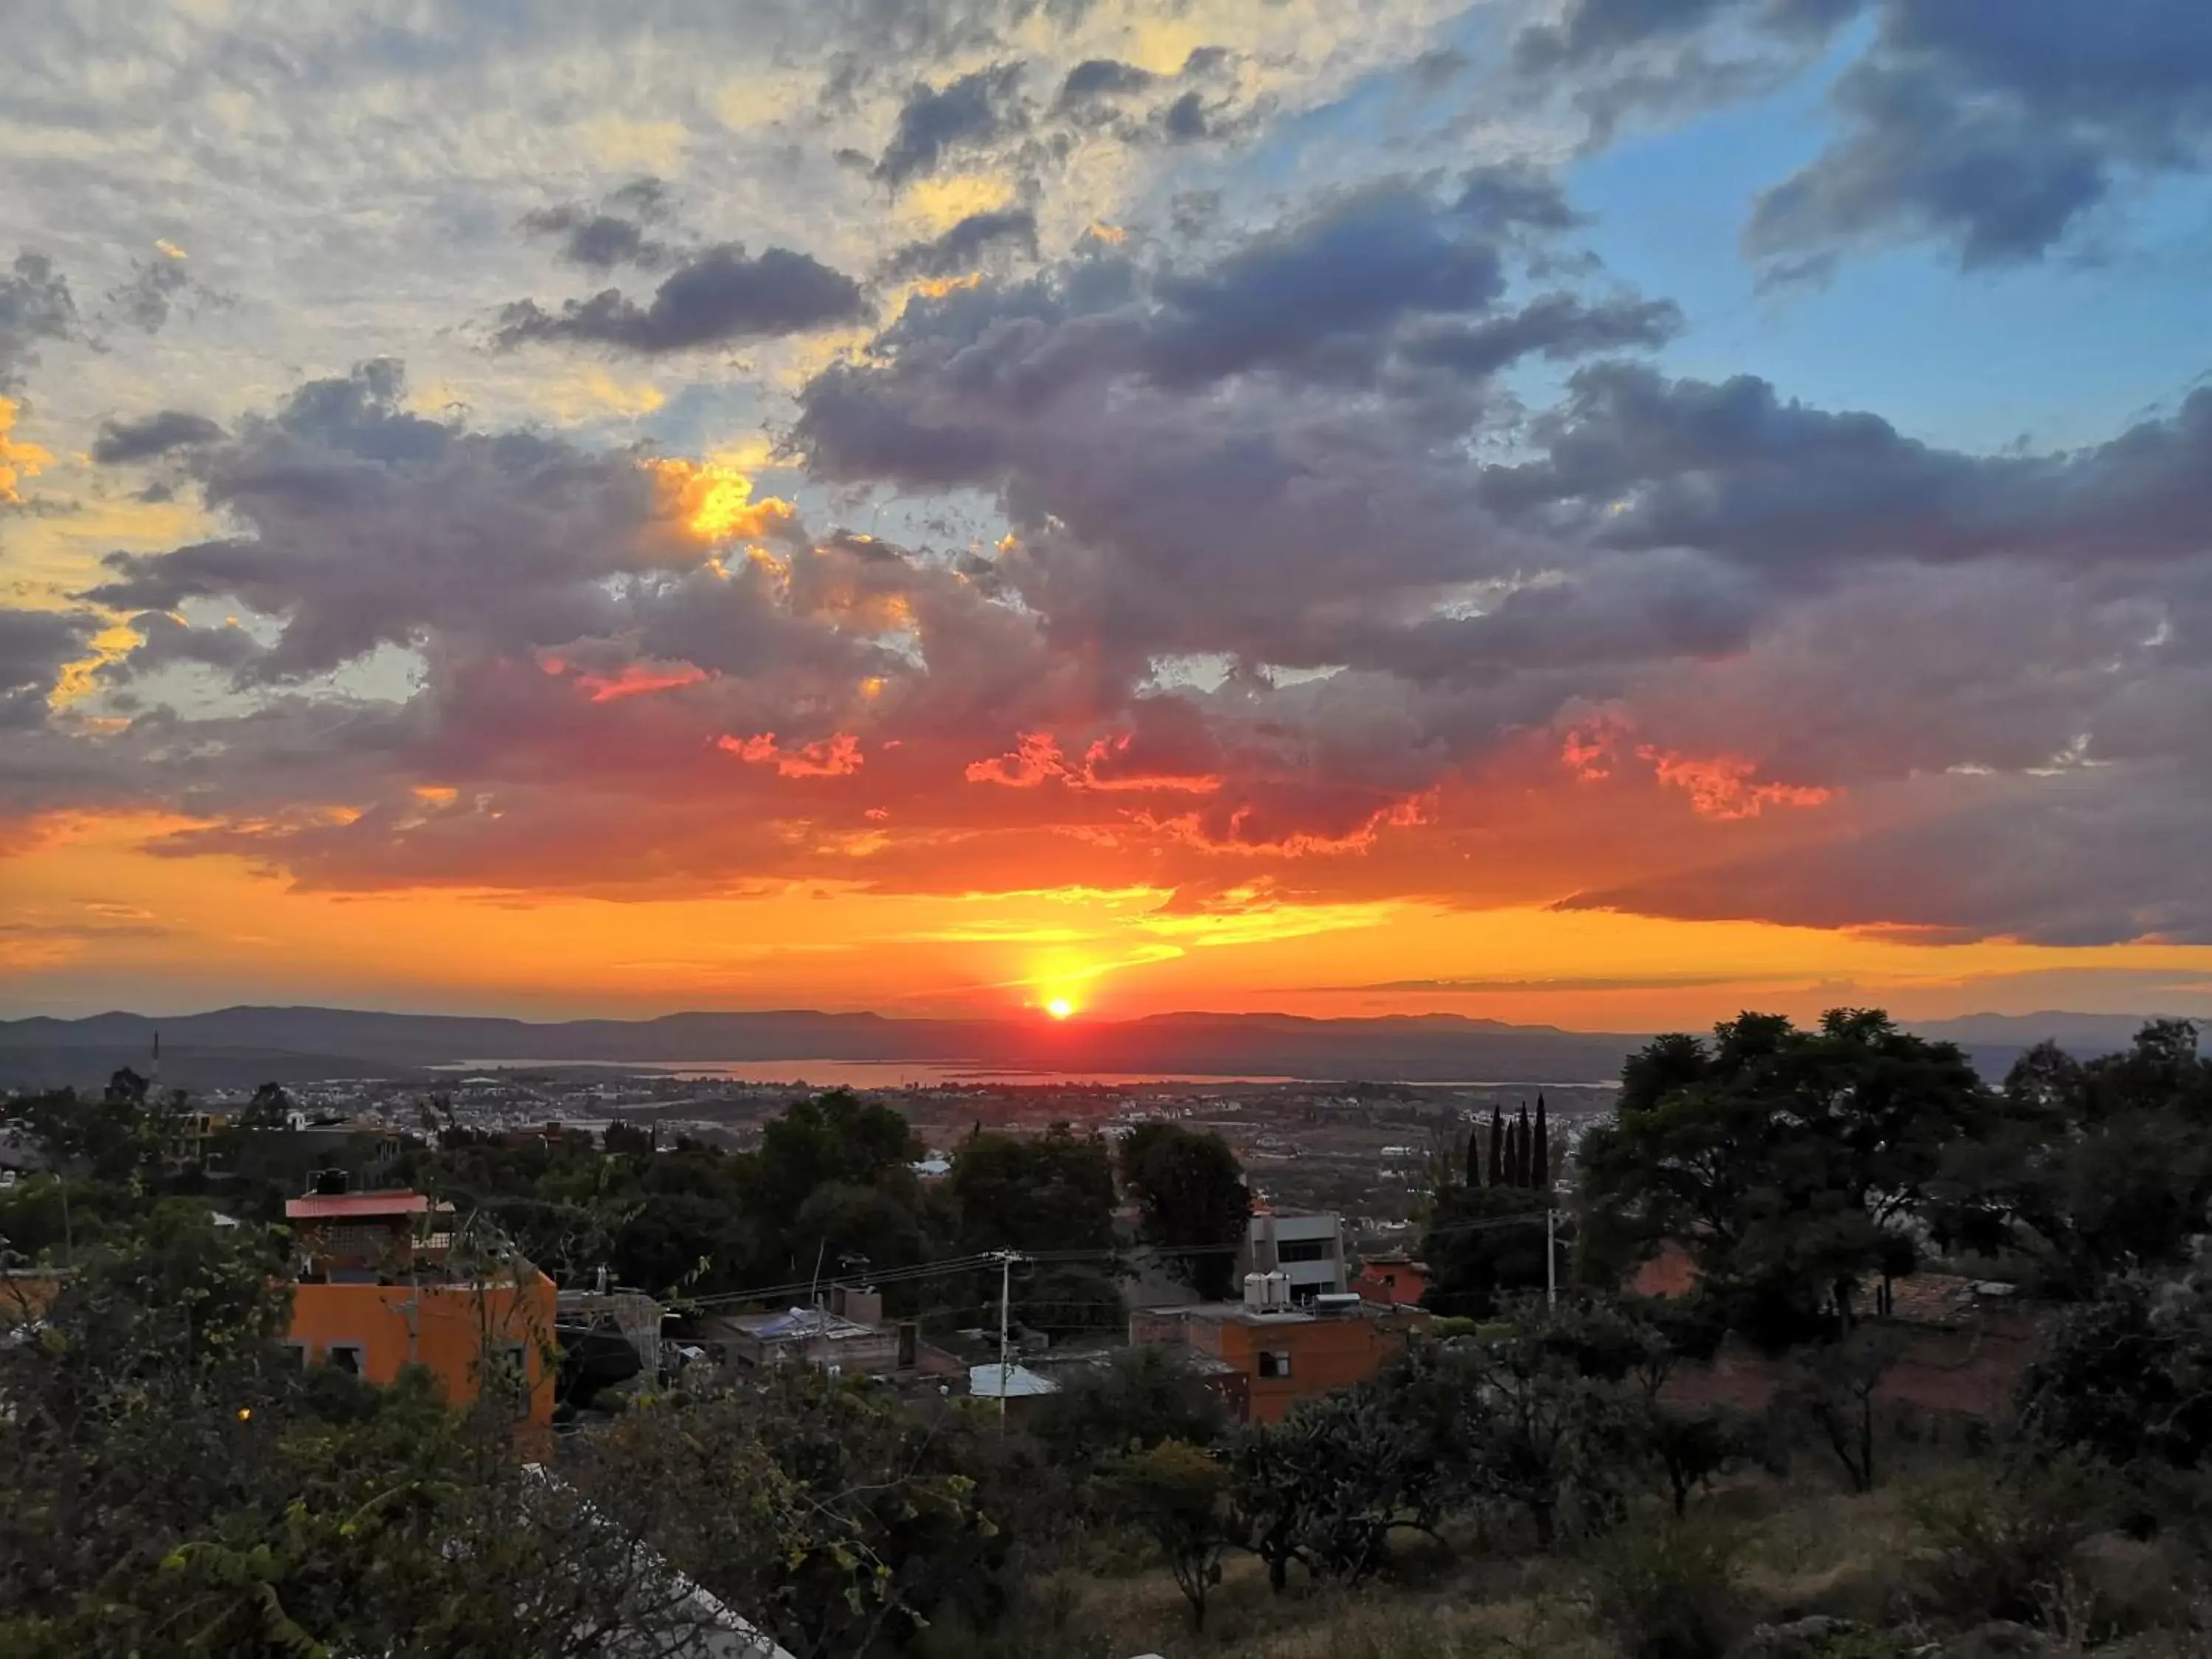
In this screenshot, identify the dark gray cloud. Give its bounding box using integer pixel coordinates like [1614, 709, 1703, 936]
[1138, 184, 1519, 387]
[522, 178, 674, 270]
[1514, 0, 1852, 72]
[874, 62, 1027, 188]
[91, 409, 226, 465]
[1519, 0, 2212, 269]
[1561, 763, 2212, 946]
[1161, 89, 1210, 142]
[100, 611, 262, 683]
[83, 361, 667, 679]
[1748, 1, 2212, 269]
[880, 208, 1040, 279]
[1058, 58, 1154, 105]
[1482, 364, 2212, 575]
[494, 243, 868, 353]
[0, 251, 78, 389]
[1402, 293, 1682, 378]
[0, 609, 94, 730]
[105, 254, 192, 333]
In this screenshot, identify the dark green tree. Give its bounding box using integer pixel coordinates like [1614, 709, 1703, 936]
[1029, 1344, 1228, 1477]
[1533, 1092, 1551, 1192]
[1419, 1183, 1553, 1317]
[947, 1124, 1116, 1255]
[1579, 1009, 1991, 1346]
[1488, 1106, 1504, 1189]
[237, 1082, 292, 1130]
[1119, 1124, 1251, 1301]
[1095, 1440, 1230, 1631]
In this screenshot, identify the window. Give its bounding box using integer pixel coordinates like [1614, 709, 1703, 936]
[1276, 1239, 1332, 1264]
[324, 1343, 365, 1377]
[279, 1340, 308, 1370]
[1256, 1349, 1293, 1380]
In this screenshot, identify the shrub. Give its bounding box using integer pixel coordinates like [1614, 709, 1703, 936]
[1583, 1517, 1745, 1659]
[1904, 1450, 2113, 1628]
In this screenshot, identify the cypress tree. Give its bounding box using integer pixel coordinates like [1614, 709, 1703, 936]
[1515, 1103, 1533, 1187]
[1487, 1107, 1504, 1189]
[1502, 1116, 1520, 1189]
[1464, 1125, 1481, 1189]
[1532, 1092, 1550, 1192]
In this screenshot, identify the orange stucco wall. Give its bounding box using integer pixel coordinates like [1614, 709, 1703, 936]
[288, 1273, 557, 1425]
[1218, 1315, 1421, 1422]
[1355, 1262, 1430, 1307]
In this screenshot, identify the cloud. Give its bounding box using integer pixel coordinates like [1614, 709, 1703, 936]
[1747, 2, 2212, 270]
[1560, 763, 2212, 946]
[1482, 363, 2212, 575]
[0, 251, 78, 390]
[91, 409, 226, 465]
[0, 397, 54, 504]
[105, 248, 193, 333]
[1516, 0, 2212, 270]
[1058, 59, 1155, 105]
[0, 608, 96, 729]
[874, 62, 1028, 189]
[881, 208, 1040, 279]
[1402, 293, 1682, 378]
[521, 177, 675, 270]
[495, 244, 868, 354]
[1320, 973, 1752, 993]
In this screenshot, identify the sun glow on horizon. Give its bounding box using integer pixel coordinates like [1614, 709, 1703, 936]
[1046, 995, 1075, 1020]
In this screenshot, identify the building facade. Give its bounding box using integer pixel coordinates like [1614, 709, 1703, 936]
[1240, 1210, 1349, 1306]
[1130, 1295, 1427, 1424]
[284, 1189, 557, 1426]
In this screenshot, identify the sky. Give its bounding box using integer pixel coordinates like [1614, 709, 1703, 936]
[4, 0, 2212, 1029]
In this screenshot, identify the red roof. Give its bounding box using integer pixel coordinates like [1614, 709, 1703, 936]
[285, 1192, 448, 1220]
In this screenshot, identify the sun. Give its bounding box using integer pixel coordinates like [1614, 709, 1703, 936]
[1045, 996, 1076, 1020]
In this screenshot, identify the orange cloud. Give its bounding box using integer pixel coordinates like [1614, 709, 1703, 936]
[0, 397, 53, 504]
[1559, 717, 1831, 819]
[718, 731, 865, 778]
[644, 456, 795, 543]
[966, 731, 1066, 786]
[574, 661, 710, 703]
[1638, 748, 1833, 820]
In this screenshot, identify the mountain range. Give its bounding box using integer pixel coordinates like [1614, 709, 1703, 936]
[0, 1004, 2177, 1092]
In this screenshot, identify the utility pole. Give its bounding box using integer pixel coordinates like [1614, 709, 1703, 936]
[996, 1249, 1018, 1429]
[1545, 1207, 1557, 1309]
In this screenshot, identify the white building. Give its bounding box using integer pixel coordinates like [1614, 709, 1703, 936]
[1240, 1210, 1348, 1307]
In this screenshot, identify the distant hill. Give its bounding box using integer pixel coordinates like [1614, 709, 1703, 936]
[0, 1003, 2181, 1093]
[0, 1005, 1644, 1091]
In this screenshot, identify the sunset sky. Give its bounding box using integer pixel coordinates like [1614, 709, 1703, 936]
[4, 0, 2211, 1028]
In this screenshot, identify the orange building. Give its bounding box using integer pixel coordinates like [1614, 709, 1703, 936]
[284, 1190, 557, 1427]
[1354, 1251, 1430, 1308]
[1130, 1296, 1429, 1424]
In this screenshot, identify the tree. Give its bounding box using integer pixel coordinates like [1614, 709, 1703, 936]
[1580, 1009, 1992, 1347]
[947, 1124, 1116, 1256]
[1096, 1440, 1229, 1630]
[2017, 1264, 2212, 1482]
[1533, 1093, 1551, 1192]
[1232, 1385, 1444, 1588]
[602, 1119, 654, 1156]
[1029, 1344, 1228, 1477]
[1389, 1304, 1633, 1549]
[239, 1082, 293, 1130]
[1464, 1123, 1482, 1189]
[1929, 1022, 2212, 1297]
[1419, 1183, 1552, 1318]
[1779, 1326, 1905, 1493]
[1488, 1106, 1505, 1189]
[1119, 1124, 1251, 1301]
